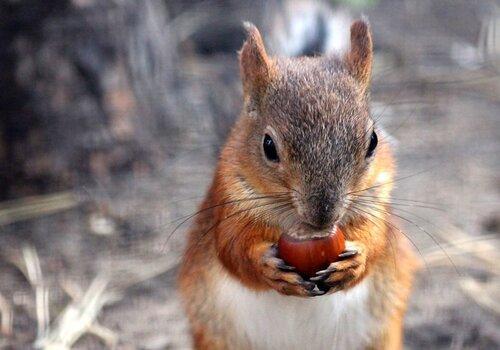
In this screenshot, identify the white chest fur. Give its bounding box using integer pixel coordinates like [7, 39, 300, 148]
[214, 273, 377, 350]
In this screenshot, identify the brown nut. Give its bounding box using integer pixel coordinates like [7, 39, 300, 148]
[278, 227, 345, 278]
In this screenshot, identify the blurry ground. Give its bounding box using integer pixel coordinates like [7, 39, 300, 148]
[1, 0, 499, 349]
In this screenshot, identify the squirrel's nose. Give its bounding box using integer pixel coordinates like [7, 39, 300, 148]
[305, 193, 335, 230]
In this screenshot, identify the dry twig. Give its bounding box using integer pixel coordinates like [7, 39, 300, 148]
[423, 224, 500, 316]
[22, 246, 50, 341]
[0, 291, 13, 336]
[0, 192, 79, 226]
[424, 226, 499, 273]
[460, 277, 500, 315]
[35, 275, 119, 350]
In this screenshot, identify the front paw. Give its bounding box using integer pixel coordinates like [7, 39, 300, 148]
[260, 244, 325, 297]
[310, 241, 367, 293]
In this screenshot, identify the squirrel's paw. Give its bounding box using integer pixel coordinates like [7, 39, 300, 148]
[310, 241, 367, 294]
[260, 244, 325, 297]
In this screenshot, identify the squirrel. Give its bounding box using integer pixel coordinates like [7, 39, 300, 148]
[178, 19, 418, 350]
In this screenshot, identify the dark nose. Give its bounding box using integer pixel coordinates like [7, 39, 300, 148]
[306, 193, 335, 229]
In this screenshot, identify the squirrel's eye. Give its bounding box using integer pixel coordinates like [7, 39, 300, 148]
[366, 130, 378, 158]
[263, 134, 279, 162]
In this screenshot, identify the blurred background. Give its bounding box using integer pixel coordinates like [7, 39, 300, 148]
[0, 0, 499, 349]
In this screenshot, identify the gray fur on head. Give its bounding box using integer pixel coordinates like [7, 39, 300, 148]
[238, 20, 376, 232]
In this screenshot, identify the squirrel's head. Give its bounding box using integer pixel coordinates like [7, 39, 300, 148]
[221, 20, 393, 239]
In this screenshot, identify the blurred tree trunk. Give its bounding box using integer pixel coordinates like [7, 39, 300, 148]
[0, 0, 184, 199]
[0, 0, 294, 200]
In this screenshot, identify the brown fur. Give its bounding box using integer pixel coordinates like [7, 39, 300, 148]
[178, 19, 418, 349]
[345, 20, 373, 94]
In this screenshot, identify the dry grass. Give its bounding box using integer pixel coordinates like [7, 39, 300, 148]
[424, 227, 500, 315]
[0, 193, 79, 226]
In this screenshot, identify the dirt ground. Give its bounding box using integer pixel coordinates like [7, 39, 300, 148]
[1, 0, 499, 349]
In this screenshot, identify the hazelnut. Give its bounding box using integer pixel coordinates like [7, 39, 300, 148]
[278, 227, 345, 278]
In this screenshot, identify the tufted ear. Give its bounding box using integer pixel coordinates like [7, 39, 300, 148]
[239, 22, 273, 103]
[345, 19, 373, 95]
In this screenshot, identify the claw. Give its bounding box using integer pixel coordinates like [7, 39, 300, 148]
[309, 288, 326, 297]
[301, 280, 316, 291]
[309, 274, 328, 282]
[277, 261, 296, 271]
[338, 250, 357, 259]
[315, 266, 337, 276]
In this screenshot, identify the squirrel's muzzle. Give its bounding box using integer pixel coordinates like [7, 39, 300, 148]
[304, 192, 339, 230]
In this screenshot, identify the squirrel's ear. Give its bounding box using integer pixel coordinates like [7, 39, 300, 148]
[345, 19, 373, 94]
[239, 22, 272, 101]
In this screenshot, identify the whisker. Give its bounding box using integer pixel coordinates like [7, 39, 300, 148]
[423, 234, 499, 255]
[199, 200, 292, 239]
[347, 202, 431, 275]
[343, 205, 398, 274]
[192, 200, 294, 249]
[350, 194, 442, 207]
[351, 197, 444, 212]
[162, 193, 291, 249]
[346, 167, 436, 196]
[169, 192, 289, 226]
[352, 201, 459, 275]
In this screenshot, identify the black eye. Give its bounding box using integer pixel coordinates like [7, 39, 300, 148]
[263, 134, 279, 162]
[366, 130, 378, 158]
